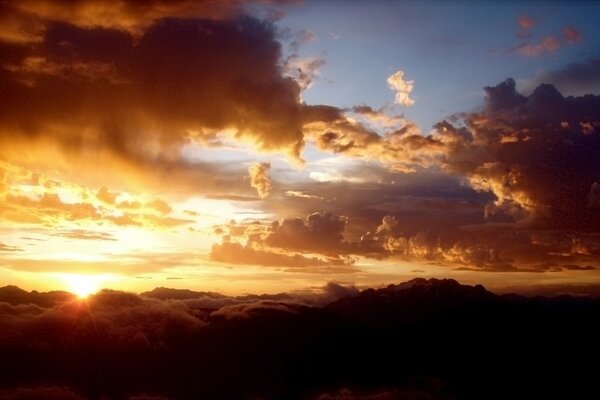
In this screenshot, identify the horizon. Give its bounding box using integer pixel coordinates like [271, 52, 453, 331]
[4, 276, 600, 299]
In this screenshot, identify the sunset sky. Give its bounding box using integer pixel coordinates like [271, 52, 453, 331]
[1, 0, 599, 296]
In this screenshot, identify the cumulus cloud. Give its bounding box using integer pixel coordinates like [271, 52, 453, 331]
[248, 162, 272, 199]
[435, 78, 600, 231]
[266, 212, 349, 256]
[387, 70, 415, 107]
[0, 2, 427, 189]
[519, 57, 600, 96]
[0, 15, 314, 176]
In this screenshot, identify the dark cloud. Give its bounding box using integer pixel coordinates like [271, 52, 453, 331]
[0, 16, 310, 164]
[436, 78, 600, 231]
[209, 241, 353, 271]
[562, 264, 595, 271]
[0, 289, 206, 348]
[521, 57, 600, 96]
[266, 212, 348, 255]
[212, 201, 600, 272]
[0, 0, 278, 43]
[210, 300, 305, 320]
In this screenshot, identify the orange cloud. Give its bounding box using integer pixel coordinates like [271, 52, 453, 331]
[210, 241, 352, 271]
[248, 162, 272, 199]
[517, 36, 560, 56]
[0, 0, 270, 43]
[0, 162, 192, 229]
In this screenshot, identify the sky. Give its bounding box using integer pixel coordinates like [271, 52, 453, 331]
[1, 0, 599, 296]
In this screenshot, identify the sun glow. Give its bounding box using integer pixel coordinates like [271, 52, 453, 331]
[60, 274, 114, 298]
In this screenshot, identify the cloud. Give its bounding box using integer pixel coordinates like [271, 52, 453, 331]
[288, 29, 317, 53]
[266, 212, 349, 256]
[55, 229, 116, 241]
[248, 162, 272, 199]
[435, 78, 600, 231]
[0, 243, 22, 252]
[210, 301, 303, 320]
[96, 186, 117, 204]
[562, 264, 595, 271]
[0, 15, 312, 174]
[209, 241, 351, 271]
[0, 289, 206, 344]
[517, 36, 560, 57]
[0, 0, 270, 43]
[284, 55, 326, 91]
[519, 57, 600, 96]
[516, 15, 535, 39]
[562, 26, 582, 44]
[0, 7, 425, 186]
[0, 162, 193, 229]
[387, 70, 415, 107]
[512, 22, 582, 57]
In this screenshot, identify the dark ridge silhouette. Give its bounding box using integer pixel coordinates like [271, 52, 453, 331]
[327, 278, 497, 326]
[0, 285, 74, 307]
[0, 279, 598, 399]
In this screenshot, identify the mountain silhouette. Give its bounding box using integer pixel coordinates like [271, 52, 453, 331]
[0, 279, 598, 399]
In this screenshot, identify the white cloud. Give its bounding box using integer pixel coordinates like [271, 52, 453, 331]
[387, 70, 415, 107]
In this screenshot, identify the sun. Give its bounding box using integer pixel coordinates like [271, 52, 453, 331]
[62, 274, 101, 299]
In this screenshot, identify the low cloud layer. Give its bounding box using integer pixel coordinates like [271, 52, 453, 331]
[0, 280, 597, 399]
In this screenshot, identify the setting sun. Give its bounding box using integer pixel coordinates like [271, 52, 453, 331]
[61, 274, 105, 298]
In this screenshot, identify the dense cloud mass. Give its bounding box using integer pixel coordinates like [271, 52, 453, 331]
[436, 78, 600, 230]
[0, 0, 390, 178]
[0, 15, 309, 163]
